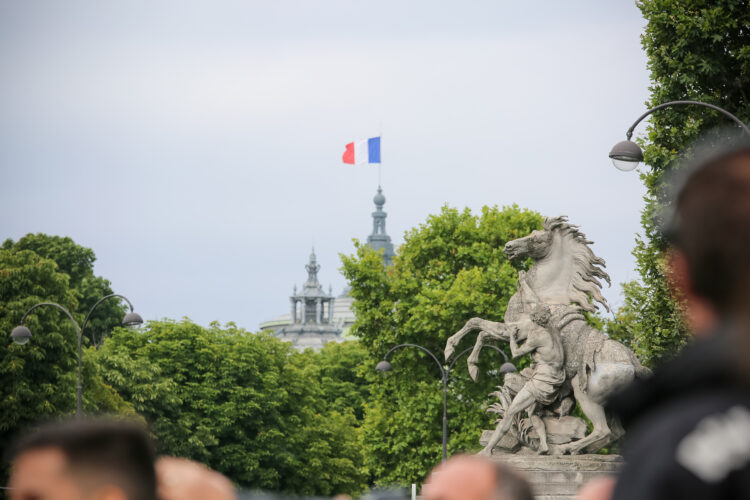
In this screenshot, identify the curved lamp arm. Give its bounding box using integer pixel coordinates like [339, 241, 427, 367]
[20, 302, 82, 341]
[447, 344, 509, 373]
[383, 343, 446, 379]
[19, 302, 83, 417]
[81, 293, 136, 341]
[625, 100, 750, 140]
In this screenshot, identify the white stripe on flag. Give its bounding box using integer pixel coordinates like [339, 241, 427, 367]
[354, 139, 368, 164]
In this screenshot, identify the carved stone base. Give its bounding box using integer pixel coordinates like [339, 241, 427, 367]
[485, 451, 623, 500]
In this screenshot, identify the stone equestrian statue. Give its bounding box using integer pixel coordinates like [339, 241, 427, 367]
[444, 216, 651, 455]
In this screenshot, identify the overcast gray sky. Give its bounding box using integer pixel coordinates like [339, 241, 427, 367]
[1, 1, 650, 329]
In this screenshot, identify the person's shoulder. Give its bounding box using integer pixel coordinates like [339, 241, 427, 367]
[613, 389, 750, 500]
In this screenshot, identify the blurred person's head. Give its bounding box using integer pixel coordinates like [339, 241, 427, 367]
[663, 136, 750, 334]
[155, 457, 235, 500]
[576, 475, 615, 500]
[8, 418, 156, 500]
[422, 455, 533, 500]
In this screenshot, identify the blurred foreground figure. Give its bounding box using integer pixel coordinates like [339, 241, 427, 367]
[422, 455, 532, 500]
[156, 457, 236, 500]
[608, 137, 750, 499]
[8, 418, 156, 500]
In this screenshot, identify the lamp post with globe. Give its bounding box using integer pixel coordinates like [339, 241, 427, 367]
[375, 343, 516, 462]
[10, 294, 143, 418]
[608, 100, 750, 172]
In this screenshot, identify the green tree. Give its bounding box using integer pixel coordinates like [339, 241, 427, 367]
[0, 246, 133, 487]
[341, 205, 543, 486]
[2, 234, 126, 346]
[95, 320, 366, 496]
[614, 0, 750, 366]
[302, 340, 371, 421]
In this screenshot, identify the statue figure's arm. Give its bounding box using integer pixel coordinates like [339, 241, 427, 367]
[510, 328, 540, 358]
[503, 320, 532, 342]
[517, 270, 541, 307]
[474, 321, 527, 343]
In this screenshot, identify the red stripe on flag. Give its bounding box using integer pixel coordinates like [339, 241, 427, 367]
[342, 142, 355, 164]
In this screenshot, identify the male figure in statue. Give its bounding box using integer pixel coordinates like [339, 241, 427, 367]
[479, 303, 565, 455]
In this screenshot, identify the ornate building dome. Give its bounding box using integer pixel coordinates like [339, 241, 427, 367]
[259, 186, 395, 348]
[273, 250, 343, 351]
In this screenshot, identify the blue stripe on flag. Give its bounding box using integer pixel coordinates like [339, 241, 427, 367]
[368, 137, 381, 164]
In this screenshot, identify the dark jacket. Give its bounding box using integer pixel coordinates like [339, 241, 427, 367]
[607, 329, 750, 500]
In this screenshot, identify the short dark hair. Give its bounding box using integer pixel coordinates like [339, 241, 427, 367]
[10, 418, 157, 500]
[493, 462, 533, 500]
[666, 139, 750, 312]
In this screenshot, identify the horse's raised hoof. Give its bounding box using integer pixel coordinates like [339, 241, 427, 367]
[444, 340, 457, 361]
[468, 362, 479, 382]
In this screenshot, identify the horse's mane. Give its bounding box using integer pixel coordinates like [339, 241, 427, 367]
[543, 216, 611, 313]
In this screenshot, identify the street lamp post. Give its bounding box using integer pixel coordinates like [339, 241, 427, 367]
[376, 343, 516, 462]
[82, 294, 144, 347]
[9, 294, 143, 418]
[609, 100, 750, 171]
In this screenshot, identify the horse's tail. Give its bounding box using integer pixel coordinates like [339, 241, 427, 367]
[627, 349, 652, 379]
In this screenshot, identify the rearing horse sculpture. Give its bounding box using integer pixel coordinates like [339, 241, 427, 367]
[444, 216, 650, 455]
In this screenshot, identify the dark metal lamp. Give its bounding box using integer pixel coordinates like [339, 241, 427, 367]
[500, 361, 517, 374]
[608, 140, 643, 171]
[122, 311, 144, 327]
[611, 100, 750, 172]
[11, 325, 32, 345]
[376, 360, 393, 372]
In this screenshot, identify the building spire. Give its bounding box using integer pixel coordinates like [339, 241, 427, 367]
[367, 185, 395, 266]
[305, 248, 321, 286]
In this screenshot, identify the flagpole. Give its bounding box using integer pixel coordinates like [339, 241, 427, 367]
[379, 122, 383, 187]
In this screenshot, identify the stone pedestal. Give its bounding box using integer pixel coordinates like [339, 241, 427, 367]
[487, 452, 623, 500]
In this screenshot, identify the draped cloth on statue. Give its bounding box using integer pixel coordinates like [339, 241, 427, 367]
[527, 363, 566, 406]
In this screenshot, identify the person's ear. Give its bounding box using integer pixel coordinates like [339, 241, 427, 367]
[667, 249, 718, 336]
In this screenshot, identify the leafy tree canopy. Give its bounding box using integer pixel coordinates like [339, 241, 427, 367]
[95, 320, 367, 496]
[298, 340, 371, 422]
[2, 234, 126, 346]
[341, 204, 542, 486]
[615, 0, 750, 366]
[0, 245, 133, 486]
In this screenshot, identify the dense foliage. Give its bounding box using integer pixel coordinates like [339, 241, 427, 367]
[614, 0, 750, 366]
[1, 235, 370, 496]
[95, 320, 367, 496]
[341, 205, 542, 486]
[0, 241, 134, 488]
[298, 340, 371, 422]
[3, 234, 126, 346]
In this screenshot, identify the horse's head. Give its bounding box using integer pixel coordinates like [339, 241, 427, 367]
[503, 229, 553, 261]
[505, 216, 612, 313]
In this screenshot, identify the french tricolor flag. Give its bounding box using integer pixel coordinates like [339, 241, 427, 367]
[342, 137, 381, 164]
